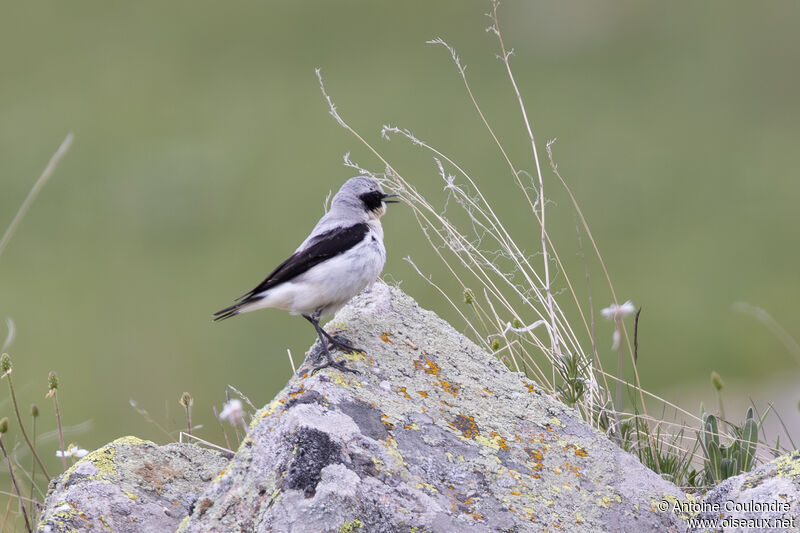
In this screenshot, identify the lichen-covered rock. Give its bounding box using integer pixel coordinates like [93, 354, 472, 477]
[38, 437, 228, 533]
[689, 450, 800, 532]
[179, 282, 687, 532]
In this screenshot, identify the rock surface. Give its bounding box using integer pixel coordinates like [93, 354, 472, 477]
[38, 437, 228, 533]
[38, 283, 800, 532]
[178, 282, 686, 532]
[690, 450, 800, 532]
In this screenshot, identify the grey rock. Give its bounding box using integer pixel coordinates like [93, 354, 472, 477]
[37, 437, 228, 533]
[42, 283, 798, 532]
[179, 283, 687, 532]
[689, 450, 800, 532]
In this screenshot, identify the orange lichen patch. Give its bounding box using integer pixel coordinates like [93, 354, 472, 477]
[397, 387, 412, 400]
[451, 414, 480, 439]
[564, 443, 589, 457]
[524, 382, 538, 394]
[413, 354, 461, 397]
[437, 379, 460, 396]
[561, 461, 581, 477]
[379, 332, 394, 344]
[526, 448, 545, 462]
[287, 386, 307, 400]
[489, 431, 508, 450]
[545, 424, 554, 432]
[510, 490, 522, 496]
[468, 513, 483, 520]
[525, 447, 545, 475]
[381, 413, 394, 431]
[417, 391, 428, 398]
[414, 354, 441, 375]
[483, 387, 494, 394]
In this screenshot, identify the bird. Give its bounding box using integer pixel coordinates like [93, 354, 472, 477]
[213, 176, 397, 373]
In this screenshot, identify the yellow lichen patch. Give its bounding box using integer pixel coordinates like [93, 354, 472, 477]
[124, 491, 138, 501]
[474, 434, 498, 450]
[416, 481, 438, 493]
[413, 354, 440, 376]
[575, 512, 585, 524]
[338, 518, 364, 533]
[765, 450, 800, 481]
[397, 387, 412, 400]
[338, 518, 363, 532]
[596, 492, 622, 508]
[332, 373, 362, 388]
[404, 423, 420, 430]
[489, 431, 508, 450]
[383, 437, 406, 466]
[114, 436, 148, 446]
[451, 414, 480, 439]
[417, 391, 428, 398]
[262, 399, 283, 417]
[549, 417, 565, 428]
[341, 350, 366, 361]
[62, 442, 119, 485]
[379, 332, 394, 344]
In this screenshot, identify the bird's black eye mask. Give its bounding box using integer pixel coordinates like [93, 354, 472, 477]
[359, 190, 397, 211]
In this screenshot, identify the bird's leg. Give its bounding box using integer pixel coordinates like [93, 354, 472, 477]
[302, 309, 359, 375]
[304, 309, 365, 354]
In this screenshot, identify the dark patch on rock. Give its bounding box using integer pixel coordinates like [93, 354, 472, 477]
[284, 389, 324, 409]
[283, 427, 341, 497]
[338, 399, 389, 441]
[451, 414, 479, 438]
[350, 451, 380, 479]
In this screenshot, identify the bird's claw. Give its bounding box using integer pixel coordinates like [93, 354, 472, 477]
[327, 334, 365, 355]
[309, 359, 360, 376]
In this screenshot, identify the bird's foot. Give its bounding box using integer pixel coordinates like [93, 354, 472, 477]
[306, 342, 361, 376]
[310, 358, 360, 376]
[326, 334, 365, 355]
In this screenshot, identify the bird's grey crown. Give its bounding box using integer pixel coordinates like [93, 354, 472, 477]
[331, 176, 386, 212]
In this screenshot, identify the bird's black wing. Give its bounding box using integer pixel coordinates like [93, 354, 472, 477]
[213, 223, 369, 320]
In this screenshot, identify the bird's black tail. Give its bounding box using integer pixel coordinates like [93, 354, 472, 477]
[213, 302, 243, 322]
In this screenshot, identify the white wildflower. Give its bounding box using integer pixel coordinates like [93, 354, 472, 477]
[601, 301, 635, 321]
[57, 444, 89, 459]
[218, 399, 244, 425]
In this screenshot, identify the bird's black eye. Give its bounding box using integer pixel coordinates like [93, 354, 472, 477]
[359, 191, 385, 211]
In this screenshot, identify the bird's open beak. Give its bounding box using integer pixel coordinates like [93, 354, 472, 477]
[382, 193, 400, 204]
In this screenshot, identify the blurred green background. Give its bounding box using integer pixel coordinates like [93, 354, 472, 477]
[1, 0, 799, 486]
